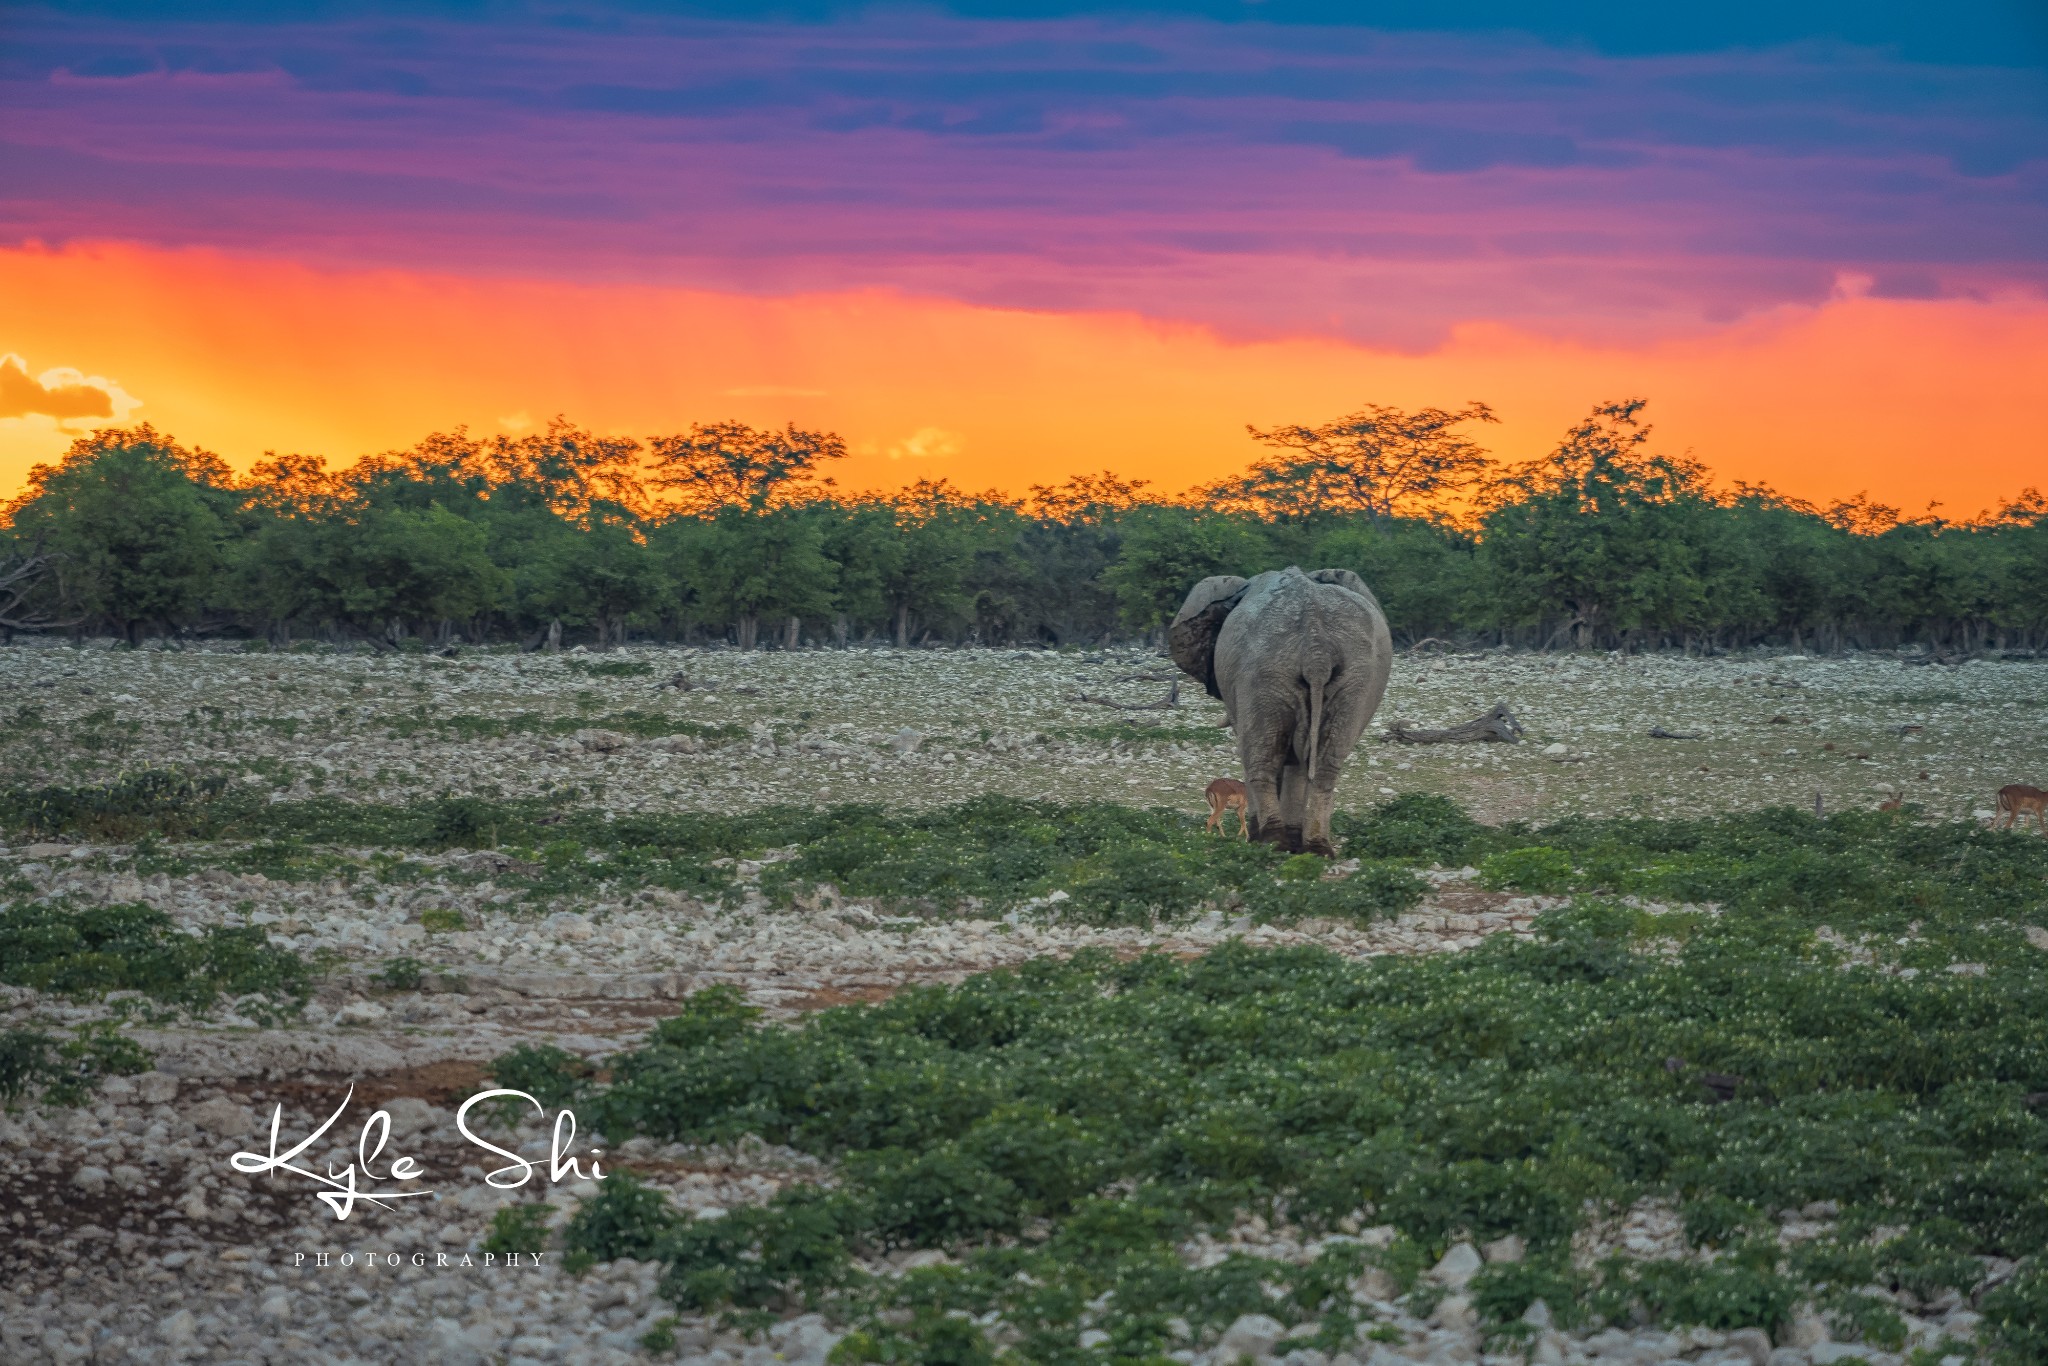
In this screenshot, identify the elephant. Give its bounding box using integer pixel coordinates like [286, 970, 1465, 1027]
[1168, 566, 1393, 856]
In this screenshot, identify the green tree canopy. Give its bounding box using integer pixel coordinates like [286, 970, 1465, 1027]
[6, 426, 235, 641]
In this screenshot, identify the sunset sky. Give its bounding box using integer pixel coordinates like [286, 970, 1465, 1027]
[2, 1, 2045, 511]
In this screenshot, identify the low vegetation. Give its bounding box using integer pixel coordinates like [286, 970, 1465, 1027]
[0, 900, 313, 1023]
[0, 1023, 152, 1108]
[482, 800, 2048, 1362]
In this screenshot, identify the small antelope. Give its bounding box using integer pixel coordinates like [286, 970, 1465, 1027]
[1995, 784, 2048, 833]
[1876, 792, 1903, 814]
[1204, 777, 1250, 839]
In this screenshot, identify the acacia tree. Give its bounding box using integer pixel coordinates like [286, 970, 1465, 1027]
[1209, 401, 1498, 521]
[1480, 399, 1723, 649]
[648, 421, 846, 515]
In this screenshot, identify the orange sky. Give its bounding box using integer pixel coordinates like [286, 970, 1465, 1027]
[4, 241, 2045, 516]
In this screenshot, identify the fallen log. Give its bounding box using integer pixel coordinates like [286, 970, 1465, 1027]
[1383, 702, 1524, 745]
[1649, 726, 1701, 739]
[1070, 682, 1180, 711]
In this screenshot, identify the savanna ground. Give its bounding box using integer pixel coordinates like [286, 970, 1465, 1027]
[2, 640, 2045, 1366]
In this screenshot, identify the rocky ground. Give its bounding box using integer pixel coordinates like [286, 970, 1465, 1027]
[1, 637, 2042, 822]
[1, 640, 2033, 1364]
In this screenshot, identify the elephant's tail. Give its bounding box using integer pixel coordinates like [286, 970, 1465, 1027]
[1298, 662, 1330, 780]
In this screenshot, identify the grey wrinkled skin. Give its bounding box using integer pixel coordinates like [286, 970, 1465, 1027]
[1169, 566, 1392, 856]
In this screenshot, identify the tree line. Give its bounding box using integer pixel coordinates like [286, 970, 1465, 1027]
[5, 399, 2046, 653]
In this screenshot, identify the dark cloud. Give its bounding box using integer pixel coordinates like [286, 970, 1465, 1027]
[0, 356, 118, 422]
[3, 3, 2043, 344]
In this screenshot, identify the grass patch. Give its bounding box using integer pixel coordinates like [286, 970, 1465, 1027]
[0, 901, 313, 1022]
[383, 710, 743, 742]
[1052, 722, 1231, 745]
[564, 658, 656, 678]
[524, 800, 2048, 1359]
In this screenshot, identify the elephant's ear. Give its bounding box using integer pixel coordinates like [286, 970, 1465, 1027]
[1309, 567, 1384, 614]
[1169, 575, 1249, 700]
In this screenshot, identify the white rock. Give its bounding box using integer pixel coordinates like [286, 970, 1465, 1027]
[1779, 1309, 1830, 1349]
[1430, 1294, 1477, 1331]
[426, 1317, 493, 1366]
[336, 999, 389, 1025]
[159, 1309, 197, 1343]
[1351, 1267, 1399, 1302]
[1521, 1298, 1552, 1329]
[1430, 1241, 1484, 1288]
[258, 1291, 291, 1322]
[1219, 1313, 1288, 1359]
[1809, 1347, 1873, 1365]
[380, 1096, 446, 1139]
[1729, 1328, 1774, 1366]
[1543, 743, 1569, 756]
[1482, 1233, 1526, 1263]
[188, 1096, 254, 1138]
[2026, 926, 2048, 951]
[72, 1164, 110, 1192]
[545, 911, 594, 942]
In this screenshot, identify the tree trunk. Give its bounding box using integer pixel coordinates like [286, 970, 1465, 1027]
[784, 615, 800, 650]
[833, 614, 849, 648]
[894, 603, 910, 648]
[546, 618, 562, 653]
[737, 615, 759, 651]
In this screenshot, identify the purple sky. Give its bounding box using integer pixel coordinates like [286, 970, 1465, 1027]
[2, 3, 2045, 347]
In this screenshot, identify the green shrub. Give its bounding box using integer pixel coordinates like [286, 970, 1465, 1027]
[563, 1172, 683, 1267]
[488, 1042, 595, 1110]
[1334, 792, 1486, 863]
[375, 956, 425, 992]
[1469, 1257, 1589, 1333]
[0, 768, 233, 839]
[646, 983, 760, 1051]
[480, 1202, 553, 1255]
[1242, 859, 1424, 924]
[0, 901, 311, 1020]
[419, 907, 469, 933]
[849, 1145, 1026, 1246]
[0, 1022, 151, 1107]
[1983, 1262, 2048, 1365]
[1277, 853, 1325, 882]
[1479, 846, 1576, 893]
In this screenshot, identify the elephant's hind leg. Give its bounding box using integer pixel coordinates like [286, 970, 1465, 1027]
[1277, 763, 1311, 853]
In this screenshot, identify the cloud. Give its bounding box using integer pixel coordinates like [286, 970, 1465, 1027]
[0, 354, 134, 423]
[887, 426, 964, 460]
[2, 7, 2044, 347]
[497, 410, 534, 430]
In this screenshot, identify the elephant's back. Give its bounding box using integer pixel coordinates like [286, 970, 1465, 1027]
[1216, 569, 1388, 677]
